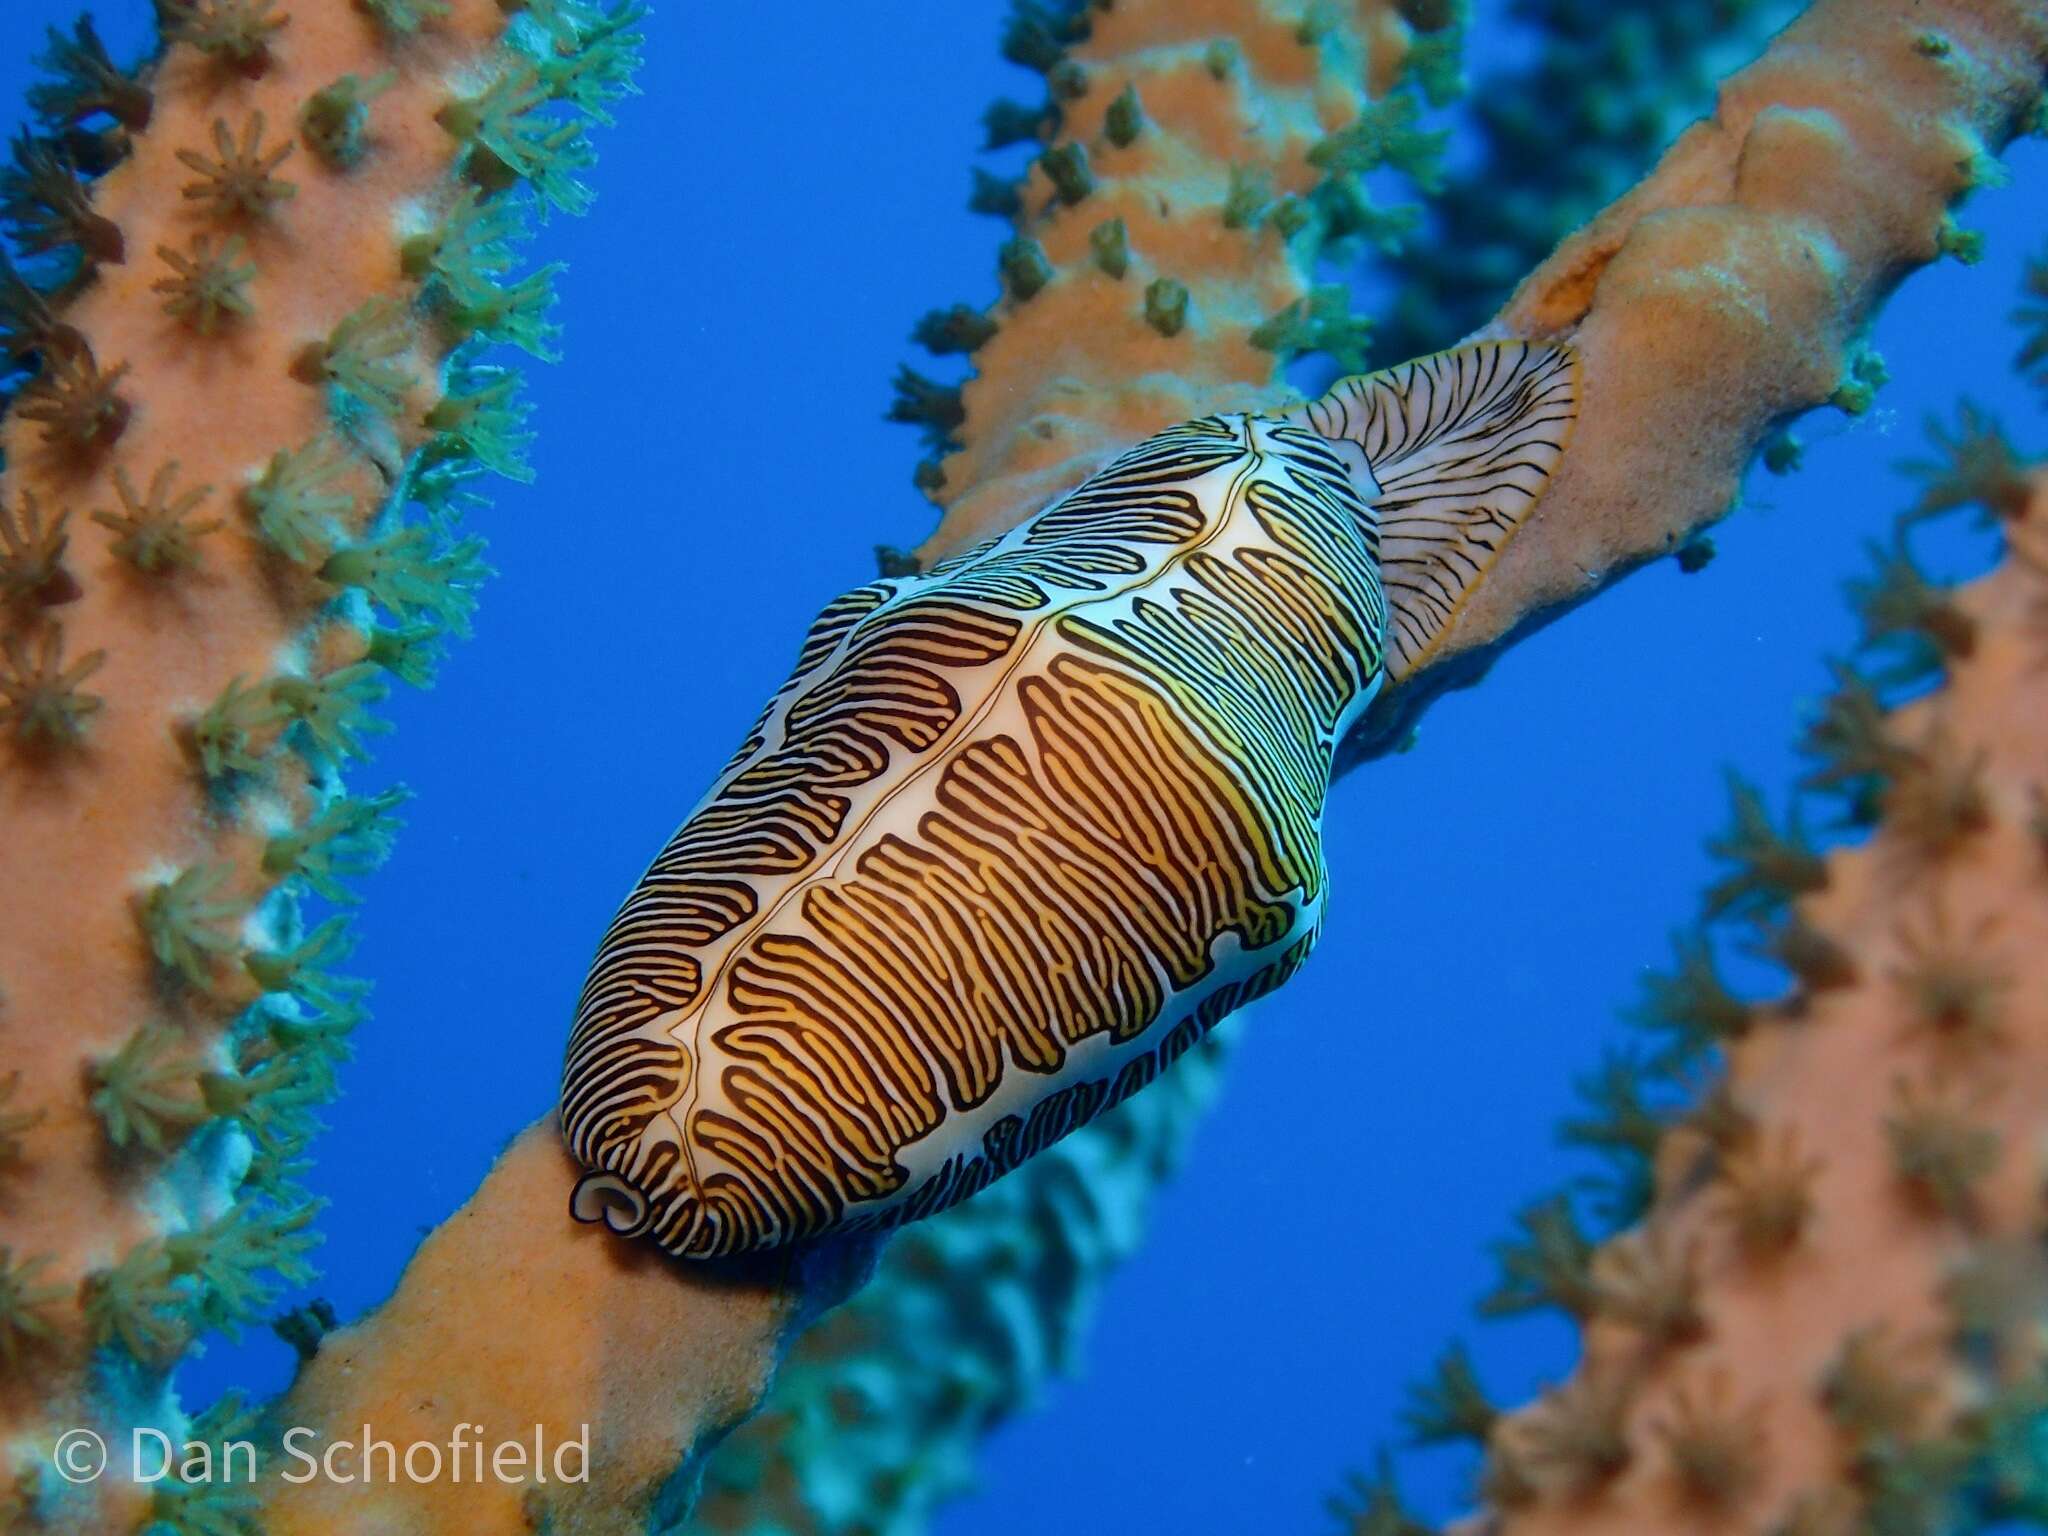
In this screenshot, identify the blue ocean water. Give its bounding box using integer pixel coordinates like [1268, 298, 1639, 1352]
[3, 4, 2042, 1532]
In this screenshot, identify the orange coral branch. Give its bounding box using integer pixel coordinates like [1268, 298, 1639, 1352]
[0, 1, 647, 1530]
[4, 0, 492, 1492]
[258, 1122, 868, 1536]
[1456, 465, 2048, 1533]
[1403, 0, 2048, 737]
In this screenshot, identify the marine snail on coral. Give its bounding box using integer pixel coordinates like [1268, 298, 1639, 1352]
[562, 339, 1580, 1258]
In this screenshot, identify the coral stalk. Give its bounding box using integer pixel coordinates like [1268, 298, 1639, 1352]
[0, 0, 649, 1531]
[1432, 458, 2048, 1534]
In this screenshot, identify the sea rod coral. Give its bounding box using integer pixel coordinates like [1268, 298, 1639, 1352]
[3, 4, 2046, 1536]
[1334, 316, 2048, 1535]
[0, 0, 646, 1531]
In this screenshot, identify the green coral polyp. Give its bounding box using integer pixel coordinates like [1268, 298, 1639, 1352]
[296, 296, 418, 418]
[270, 665, 392, 763]
[2018, 244, 2047, 393]
[912, 304, 999, 356]
[424, 362, 536, 481]
[1702, 774, 1828, 918]
[1595, 1232, 1705, 1348]
[201, 1051, 332, 1139]
[82, 1238, 191, 1365]
[0, 490, 77, 608]
[1311, 174, 1423, 257]
[1249, 285, 1373, 372]
[1, 129, 123, 263]
[165, 1200, 325, 1342]
[999, 4, 1073, 74]
[1885, 1079, 1999, 1216]
[981, 97, 1050, 151]
[437, 66, 596, 216]
[301, 72, 395, 170]
[164, 0, 288, 74]
[532, 3, 647, 125]
[1562, 1052, 1671, 1223]
[1103, 84, 1142, 147]
[1481, 1194, 1598, 1319]
[1659, 1381, 1765, 1511]
[1761, 430, 1804, 474]
[89, 1021, 208, 1155]
[1820, 1325, 1934, 1445]
[242, 435, 360, 566]
[1222, 164, 1273, 230]
[137, 863, 244, 988]
[93, 1210, 311, 1366]
[92, 461, 223, 574]
[1937, 216, 1984, 265]
[83, 1212, 323, 1368]
[402, 184, 526, 288]
[441, 262, 562, 359]
[1716, 1127, 1819, 1258]
[999, 236, 1052, 300]
[1046, 59, 1087, 101]
[886, 367, 966, 449]
[1758, 909, 1860, 991]
[1830, 347, 1889, 415]
[187, 674, 284, 781]
[151, 1449, 264, 1536]
[1307, 94, 1449, 190]
[28, 15, 152, 132]
[1088, 217, 1127, 279]
[263, 994, 363, 1067]
[153, 233, 257, 335]
[1632, 931, 1752, 1067]
[0, 248, 82, 363]
[1038, 142, 1093, 205]
[362, 620, 448, 687]
[1326, 1453, 1433, 1536]
[1143, 276, 1188, 336]
[243, 913, 359, 1001]
[970, 167, 1021, 218]
[0, 1248, 62, 1372]
[176, 112, 296, 219]
[1801, 662, 1910, 821]
[1519, 1373, 1634, 1491]
[1891, 909, 2012, 1052]
[1404, 1341, 1498, 1446]
[1848, 536, 1977, 672]
[1904, 402, 2031, 523]
[1885, 728, 1990, 858]
[18, 341, 130, 454]
[0, 624, 105, 749]
[319, 525, 490, 636]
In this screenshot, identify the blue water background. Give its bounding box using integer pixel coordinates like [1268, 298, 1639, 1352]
[3, 4, 2043, 1530]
